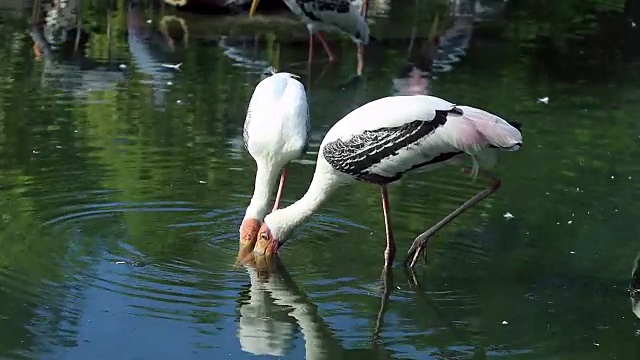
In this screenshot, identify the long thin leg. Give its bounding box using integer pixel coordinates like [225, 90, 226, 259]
[33, 43, 42, 60]
[272, 167, 287, 211]
[405, 170, 502, 268]
[307, 31, 314, 67]
[361, 0, 369, 17]
[316, 32, 336, 61]
[380, 185, 396, 272]
[356, 43, 364, 76]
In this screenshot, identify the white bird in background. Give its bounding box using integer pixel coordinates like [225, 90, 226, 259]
[251, 95, 522, 271]
[249, 0, 370, 70]
[239, 68, 310, 255]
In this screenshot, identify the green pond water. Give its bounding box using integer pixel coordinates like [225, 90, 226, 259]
[1, 0, 640, 359]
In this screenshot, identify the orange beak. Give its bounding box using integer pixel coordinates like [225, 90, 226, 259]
[235, 252, 280, 281]
[236, 218, 261, 266]
[253, 236, 279, 257]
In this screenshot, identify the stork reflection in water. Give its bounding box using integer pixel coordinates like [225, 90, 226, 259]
[236, 254, 487, 358]
[236, 254, 395, 358]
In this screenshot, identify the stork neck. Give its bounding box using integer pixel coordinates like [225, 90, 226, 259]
[244, 161, 281, 221]
[267, 163, 345, 238]
[287, 177, 329, 224]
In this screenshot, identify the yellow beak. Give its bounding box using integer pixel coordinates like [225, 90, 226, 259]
[249, 0, 261, 17]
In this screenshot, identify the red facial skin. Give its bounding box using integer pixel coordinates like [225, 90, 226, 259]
[253, 223, 279, 256]
[237, 218, 261, 264]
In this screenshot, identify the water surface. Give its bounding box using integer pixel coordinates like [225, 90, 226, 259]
[1, 0, 640, 359]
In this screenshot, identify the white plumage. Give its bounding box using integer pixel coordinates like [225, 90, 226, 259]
[249, 0, 370, 64]
[239, 69, 310, 248]
[291, 0, 370, 45]
[319, 95, 520, 181]
[252, 95, 523, 271]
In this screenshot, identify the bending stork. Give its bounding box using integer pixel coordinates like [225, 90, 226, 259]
[239, 68, 310, 256]
[249, 95, 522, 272]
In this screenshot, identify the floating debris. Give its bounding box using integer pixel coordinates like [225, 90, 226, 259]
[146, 19, 152, 24]
[119, 64, 127, 70]
[538, 97, 549, 104]
[161, 62, 182, 71]
[115, 261, 126, 265]
[503, 212, 514, 220]
[501, 320, 509, 325]
[198, 180, 207, 184]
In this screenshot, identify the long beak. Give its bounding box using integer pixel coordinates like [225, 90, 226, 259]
[249, 0, 261, 17]
[234, 244, 256, 268]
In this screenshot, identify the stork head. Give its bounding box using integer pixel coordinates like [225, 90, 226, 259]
[237, 218, 261, 262]
[253, 222, 280, 257]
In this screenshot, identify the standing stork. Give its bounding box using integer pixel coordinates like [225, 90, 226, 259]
[249, 95, 522, 272]
[248, 0, 370, 70]
[238, 68, 310, 257]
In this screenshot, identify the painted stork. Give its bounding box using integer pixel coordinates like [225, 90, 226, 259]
[249, 95, 522, 271]
[248, 0, 370, 68]
[238, 68, 310, 256]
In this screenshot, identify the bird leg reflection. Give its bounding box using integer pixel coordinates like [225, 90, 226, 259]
[373, 268, 393, 343]
[405, 169, 501, 268]
[403, 267, 487, 357]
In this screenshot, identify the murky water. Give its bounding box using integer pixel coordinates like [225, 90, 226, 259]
[1, 0, 640, 359]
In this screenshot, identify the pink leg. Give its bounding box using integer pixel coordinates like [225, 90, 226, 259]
[360, 0, 369, 17]
[380, 185, 396, 272]
[316, 32, 336, 61]
[405, 169, 502, 268]
[272, 168, 287, 211]
[308, 31, 315, 66]
[356, 44, 364, 76]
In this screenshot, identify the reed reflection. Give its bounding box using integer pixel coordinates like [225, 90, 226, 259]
[235, 254, 396, 359]
[393, 0, 501, 96]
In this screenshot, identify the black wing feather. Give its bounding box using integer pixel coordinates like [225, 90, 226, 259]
[323, 110, 451, 184]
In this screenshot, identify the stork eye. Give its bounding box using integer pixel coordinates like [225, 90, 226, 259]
[260, 232, 268, 240]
